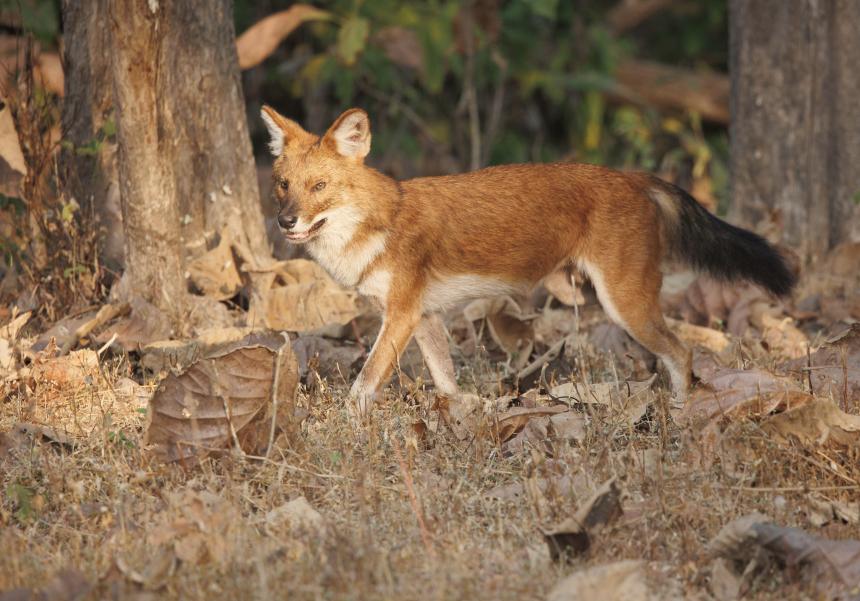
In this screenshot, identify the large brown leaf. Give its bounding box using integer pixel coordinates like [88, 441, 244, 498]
[144, 332, 299, 464]
[709, 513, 860, 600]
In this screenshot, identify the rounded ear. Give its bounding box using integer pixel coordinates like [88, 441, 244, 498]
[260, 105, 309, 156]
[323, 108, 371, 159]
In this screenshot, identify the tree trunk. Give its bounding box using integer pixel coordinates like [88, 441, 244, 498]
[729, 0, 860, 264]
[60, 0, 124, 269]
[108, 0, 187, 331]
[157, 0, 270, 267]
[64, 0, 274, 336]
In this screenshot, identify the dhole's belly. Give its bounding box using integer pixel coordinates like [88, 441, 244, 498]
[422, 274, 526, 312]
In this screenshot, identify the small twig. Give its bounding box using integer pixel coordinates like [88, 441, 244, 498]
[96, 332, 118, 357]
[392, 436, 436, 559]
[58, 302, 130, 355]
[266, 332, 291, 459]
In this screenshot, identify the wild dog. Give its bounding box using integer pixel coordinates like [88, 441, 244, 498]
[261, 105, 795, 418]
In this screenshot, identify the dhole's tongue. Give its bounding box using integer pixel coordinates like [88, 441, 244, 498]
[286, 218, 327, 242]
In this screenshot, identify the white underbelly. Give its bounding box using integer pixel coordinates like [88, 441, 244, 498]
[422, 274, 523, 312]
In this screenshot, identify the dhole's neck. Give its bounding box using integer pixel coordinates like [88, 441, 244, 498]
[362, 167, 401, 228]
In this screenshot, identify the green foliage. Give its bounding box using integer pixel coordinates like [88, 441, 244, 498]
[255, 1, 729, 201]
[0, 0, 60, 43]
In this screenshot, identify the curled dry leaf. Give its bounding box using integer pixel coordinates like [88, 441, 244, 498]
[144, 332, 299, 464]
[543, 477, 623, 562]
[261, 259, 360, 332]
[492, 405, 567, 443]
[806, 494, 860, 527]
[464, 295, 535, 369]
[762, 398, 860, 447]
[666, 317, 730, 354]
[236, 5, 331, 70]
[709, 513, 860, 600]
[782, 323, 860, 404]
[678, 368, 802, 427]
[551, 375, 656, 427]
[187, 234, 243, 300]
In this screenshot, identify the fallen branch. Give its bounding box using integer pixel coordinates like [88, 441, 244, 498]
[58, 302, 130, 356]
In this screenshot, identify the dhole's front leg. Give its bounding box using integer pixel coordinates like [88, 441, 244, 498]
[349, 301, 422, 418]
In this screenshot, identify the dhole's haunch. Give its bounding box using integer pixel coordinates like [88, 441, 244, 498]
[262, 105, 795, 419]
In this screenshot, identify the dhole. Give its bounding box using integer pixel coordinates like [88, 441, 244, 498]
[261, 105, 795, 418]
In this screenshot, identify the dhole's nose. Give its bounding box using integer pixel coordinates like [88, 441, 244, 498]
[278, 213, 298, 230]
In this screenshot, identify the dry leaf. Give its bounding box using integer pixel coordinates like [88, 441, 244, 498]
[464, 295, 535, 369]
[0, 103, 26, 175]
[806, 494, 860, 527]
[550, 375, 656, 427]
[263, 259, 359, 332]
[31, 349, 100, 388]
[782, 324, 860, 404]
[0, 310, 31, 341]
[291, 335, 363, 380]
[187, 234, 243, 300]
[147, 489, 239, 567]
[236, 5, 331, 69]
[709, 513, 860, 600]
[666, 317, 730, 353]
[762, 399, 860, 447]
[492, 405, 567, 443]
[753, 309, 808, 359]
[0, 567, 91, 601]
[548, 411, 589, 442]
[547, 560, 683, 601]
[264, 496, 326, 537]
[144, 332, 299, 464]
[543, 478, 623, 561]
[679, 368, 802, 427]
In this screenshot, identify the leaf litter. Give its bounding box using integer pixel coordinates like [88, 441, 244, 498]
[1, 232, 860, 599]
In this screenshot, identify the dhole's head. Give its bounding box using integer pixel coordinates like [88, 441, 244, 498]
[261, 105, 372, 244]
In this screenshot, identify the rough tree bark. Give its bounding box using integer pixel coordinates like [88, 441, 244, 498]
[108, 0, 187, 330]
[60, 0, 124, 269]
[156, 0, 270, 265]
[729, 0, 860, 264]
[63, 0, 274, 335]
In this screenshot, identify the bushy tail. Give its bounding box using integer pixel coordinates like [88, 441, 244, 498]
[654, 181, 796, 296]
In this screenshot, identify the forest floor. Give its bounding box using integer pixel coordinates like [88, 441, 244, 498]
[1, 248, 860, 601]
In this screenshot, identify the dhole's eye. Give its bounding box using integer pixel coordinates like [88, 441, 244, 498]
[312, 181, 326, 192]
[278, 179, 289, 191]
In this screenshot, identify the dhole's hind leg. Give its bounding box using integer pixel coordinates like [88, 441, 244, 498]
[414, 313, 459, 398]
[582, 260, 692, 401]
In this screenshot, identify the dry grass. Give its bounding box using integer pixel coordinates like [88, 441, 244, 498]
[1, 320, 859, 601]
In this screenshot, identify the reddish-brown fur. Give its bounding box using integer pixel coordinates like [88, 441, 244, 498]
[262, 106, 692, 417]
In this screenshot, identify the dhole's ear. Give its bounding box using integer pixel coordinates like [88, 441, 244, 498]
[323, 108, 371, 160]
[260, 105, 307, 157]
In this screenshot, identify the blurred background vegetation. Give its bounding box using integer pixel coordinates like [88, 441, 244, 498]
[235, 0, 729, 212]
[1, 0, 730, 206]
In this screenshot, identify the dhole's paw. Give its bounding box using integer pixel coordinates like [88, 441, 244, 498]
[347, 384, 377, 422]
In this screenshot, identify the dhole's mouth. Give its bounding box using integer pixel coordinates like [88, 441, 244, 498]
[285, 217, 327, 243]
